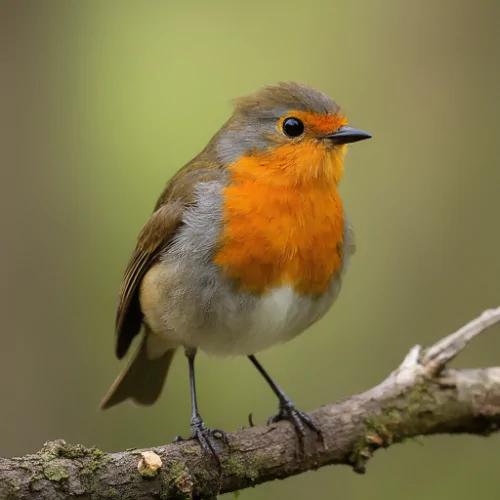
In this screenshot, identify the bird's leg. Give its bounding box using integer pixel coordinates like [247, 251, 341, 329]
[178, 348, 228, 464]
[248, 354, 323, 447]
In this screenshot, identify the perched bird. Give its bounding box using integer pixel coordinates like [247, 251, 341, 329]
[100, 82, 371, 459]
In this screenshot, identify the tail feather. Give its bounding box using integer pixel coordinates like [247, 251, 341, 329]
[100, 332, 177, 410]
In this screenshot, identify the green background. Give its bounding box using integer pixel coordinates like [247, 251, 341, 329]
[1, 1, 500, 499]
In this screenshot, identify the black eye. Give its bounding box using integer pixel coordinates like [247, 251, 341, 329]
[282, 117, 305, 138]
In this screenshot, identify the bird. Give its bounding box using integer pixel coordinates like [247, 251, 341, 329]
[100, 81, 371, 461]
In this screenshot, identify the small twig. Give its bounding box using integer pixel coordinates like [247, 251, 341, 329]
[421, 307, 500, 375]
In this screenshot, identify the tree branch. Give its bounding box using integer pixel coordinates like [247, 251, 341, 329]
[2, 307, 500, 500]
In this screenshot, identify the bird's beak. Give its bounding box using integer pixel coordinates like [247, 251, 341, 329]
[323, 126, 372, 145]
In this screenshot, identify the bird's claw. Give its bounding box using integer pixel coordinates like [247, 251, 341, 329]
[172, 414, 228, 467]
[268, 400, 323, 447]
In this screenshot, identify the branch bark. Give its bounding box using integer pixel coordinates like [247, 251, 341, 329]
[1, 307, 500, 500]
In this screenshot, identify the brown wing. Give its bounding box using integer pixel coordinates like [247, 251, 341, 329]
[115, 202, 184, 358]
[114, 164, 224, 359]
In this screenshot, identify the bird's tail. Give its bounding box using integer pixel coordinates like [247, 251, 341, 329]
[100, 329, 177, 410]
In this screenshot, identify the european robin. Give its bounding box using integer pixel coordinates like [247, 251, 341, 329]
[100, 82, 371, 460]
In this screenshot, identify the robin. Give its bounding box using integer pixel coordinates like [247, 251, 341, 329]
[100, 82, 371, 460]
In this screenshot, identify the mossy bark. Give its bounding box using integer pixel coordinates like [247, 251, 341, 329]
[1, 366, 500, 499]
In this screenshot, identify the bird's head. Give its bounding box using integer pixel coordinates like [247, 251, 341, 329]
[213, 82, 371, 185]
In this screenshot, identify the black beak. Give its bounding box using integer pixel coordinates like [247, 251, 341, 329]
[323, 126, 372, 145]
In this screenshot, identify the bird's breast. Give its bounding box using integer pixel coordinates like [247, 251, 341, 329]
[214, 172, 345, 296]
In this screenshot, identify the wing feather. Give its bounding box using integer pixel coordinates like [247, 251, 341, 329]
[115, 203, 183, 358]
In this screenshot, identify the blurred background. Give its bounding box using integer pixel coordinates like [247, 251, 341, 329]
[1, 0, 500, 498]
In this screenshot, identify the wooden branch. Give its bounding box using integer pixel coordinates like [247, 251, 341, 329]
[1, 308, 500, 500]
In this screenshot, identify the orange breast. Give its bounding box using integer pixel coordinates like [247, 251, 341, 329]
[214, 142, 346, 296]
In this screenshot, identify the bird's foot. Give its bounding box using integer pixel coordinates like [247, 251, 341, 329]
[268, 399, 323, 448]
[173, 414, 228, 466]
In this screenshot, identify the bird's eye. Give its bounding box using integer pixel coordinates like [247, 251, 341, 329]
[282, 117, 305, 138]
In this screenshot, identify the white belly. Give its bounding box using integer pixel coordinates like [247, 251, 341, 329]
[141, 260, 344, 358]
[186, 284, 339, 357]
